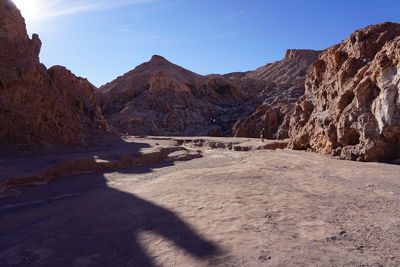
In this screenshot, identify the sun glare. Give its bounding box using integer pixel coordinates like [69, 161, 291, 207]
[13, 0, 39, 21]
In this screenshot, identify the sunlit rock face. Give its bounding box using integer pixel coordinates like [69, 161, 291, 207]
[231, 49, 321, 138]
[288, 22, 400, 162]
[0, 0, 108, 150]
[97, 55, 257, 136]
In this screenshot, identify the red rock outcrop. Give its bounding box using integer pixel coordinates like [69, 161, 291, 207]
[0, 0, 108, 150]
[231, 49, 321, 138]
[97, 55, 257, 136]
[288, 22, 400, 161]
[232, 98, 296, 139]
[243, 49, 321, 86]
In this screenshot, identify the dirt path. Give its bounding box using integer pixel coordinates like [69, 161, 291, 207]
[1, 138, 400, 266]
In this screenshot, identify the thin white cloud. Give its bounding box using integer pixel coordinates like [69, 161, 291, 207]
[118, 25, 135, 32]
[28, 0, 159, 21]
[213, 10, 246, 24]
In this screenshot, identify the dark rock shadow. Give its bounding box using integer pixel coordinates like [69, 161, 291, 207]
[0, 141, 219, 266]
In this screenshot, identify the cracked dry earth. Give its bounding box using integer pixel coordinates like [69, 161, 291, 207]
[1, 138, 400, 266]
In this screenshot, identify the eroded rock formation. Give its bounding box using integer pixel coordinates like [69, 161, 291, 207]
[231, 49, 321, 138]
[0, 0, 108, 150]
[233, 98, 296, 139]
[97, 55, 258, 136]
[289, 22, 400, 161]
[235, 49, 321, 86]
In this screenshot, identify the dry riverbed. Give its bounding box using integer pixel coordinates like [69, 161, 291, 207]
[1, 136, 400, 266]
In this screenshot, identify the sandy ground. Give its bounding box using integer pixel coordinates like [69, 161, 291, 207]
[1, 137, 400, 266]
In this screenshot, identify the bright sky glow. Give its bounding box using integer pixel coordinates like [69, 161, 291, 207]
[11, 0, 400, 88]
[13, 0, 41, 22]
[13, 0, 157, 22]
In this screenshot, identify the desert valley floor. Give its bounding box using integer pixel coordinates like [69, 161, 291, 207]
[1, 137, 400, 266]
[1, 1, 400, 266]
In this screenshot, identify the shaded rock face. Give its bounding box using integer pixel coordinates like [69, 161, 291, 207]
[0, 0, 107, 149]
[97, 55, 257, 136]
[289, 22, 400, 161]
[233, 98, 297, 139]
[231, 50, 321, 138]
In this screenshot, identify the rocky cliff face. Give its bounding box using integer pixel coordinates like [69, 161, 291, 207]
[288, 22, 400, 161]
[245, 49, 321, 86]
[97, 55, 257, 136]
[0, 0, 108, 150]
[232, 98, 296, 139]
[231, 49, 321, 138]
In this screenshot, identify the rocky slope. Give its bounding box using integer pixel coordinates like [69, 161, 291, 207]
[232, 98, 297, 139]
[288, 22, 400, 161]
[0, 0, 108, 150]
[97, 55, 259, 136]
[231, 49, 321, 138]
[226, 49, 321, 86]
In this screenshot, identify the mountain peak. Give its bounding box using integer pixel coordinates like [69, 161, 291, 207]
[149, 55, 169, 63]
[284, 49, 321, 60]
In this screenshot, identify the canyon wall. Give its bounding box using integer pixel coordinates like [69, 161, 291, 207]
[0, 0, 108, 150]
[288, 22, 400, 161]
[231, 49, 321, 138]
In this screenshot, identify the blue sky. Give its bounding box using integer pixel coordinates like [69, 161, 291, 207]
[14, 0, 400, 87]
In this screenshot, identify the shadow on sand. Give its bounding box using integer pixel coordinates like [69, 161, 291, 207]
[0, 140, 219, 266]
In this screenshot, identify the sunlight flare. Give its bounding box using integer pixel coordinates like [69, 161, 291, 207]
[13, 0, 40, 21]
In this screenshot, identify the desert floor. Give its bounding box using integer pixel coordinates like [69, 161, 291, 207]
[1, 136, 400, 266]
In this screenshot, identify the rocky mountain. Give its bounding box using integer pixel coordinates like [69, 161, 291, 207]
[97, 55, 260, 136]
[226, 49, 321, 86]
[288, 22, 400, 162]
[0, 0, 108, 150]
[230, 49, 321, 138]
[4, 0, 398, 163]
